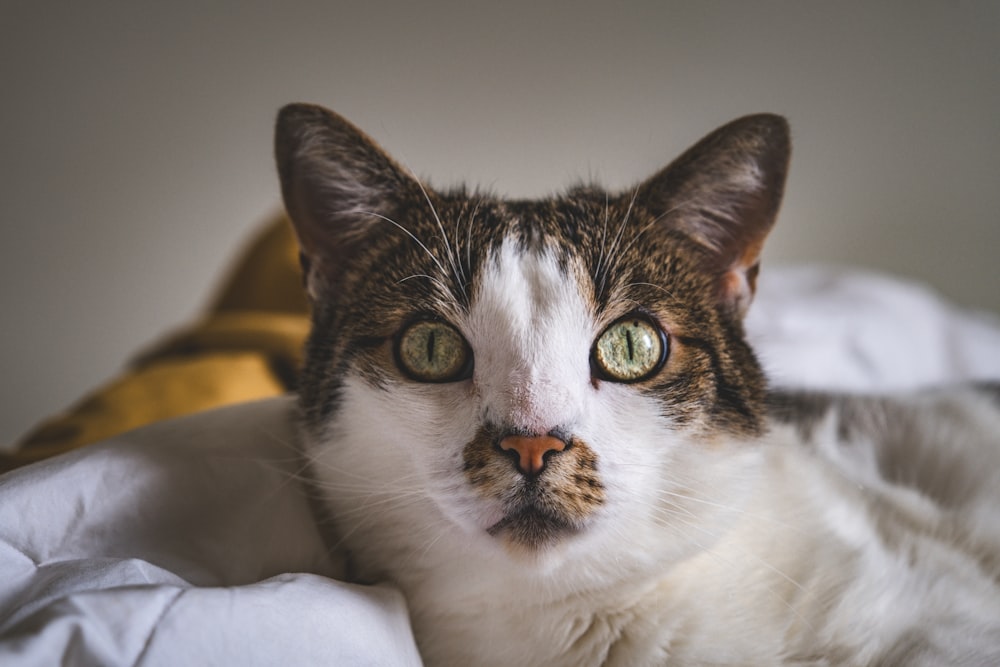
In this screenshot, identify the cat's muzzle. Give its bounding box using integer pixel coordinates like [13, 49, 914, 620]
[463, 427, 606, 551]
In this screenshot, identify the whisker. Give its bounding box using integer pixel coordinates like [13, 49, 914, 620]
[614, 200, 689, 260]
[597, 186, 639, 298]
[465, 197, 484, 293]
[594, 190, 611, 286]
[357, 210, 451, 281]
[408, 170, 467, 302]
[621, 282, 678, 303]
[398, 273, 454, 294]
[328, 491, 429, 520]
[452, 201, 469, 289]
[414, 521, 453, 562]
[639, 508, 814, 631]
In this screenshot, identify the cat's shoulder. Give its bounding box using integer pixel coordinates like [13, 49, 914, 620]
[766, 382, 1000, 439]
[763, 381, 1000, 545]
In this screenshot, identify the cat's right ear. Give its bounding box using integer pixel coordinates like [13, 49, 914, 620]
[275, 103, 418, 298]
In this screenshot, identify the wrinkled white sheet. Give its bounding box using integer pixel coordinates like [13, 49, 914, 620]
[749, 265, 1000, 389]
[0, 397, 422, 666]
[2, 266, 999, 666]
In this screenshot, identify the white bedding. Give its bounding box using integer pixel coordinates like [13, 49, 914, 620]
[2, 266, 1000, 666]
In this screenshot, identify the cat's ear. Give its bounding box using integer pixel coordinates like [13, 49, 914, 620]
[275, 103, 420, 298]
[638, 114, 790, 317]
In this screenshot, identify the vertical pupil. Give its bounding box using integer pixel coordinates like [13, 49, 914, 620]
[427, 329, 436, 362]
[625, 327, 635, 361]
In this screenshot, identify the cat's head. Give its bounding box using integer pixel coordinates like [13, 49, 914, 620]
[276, 104, 789, 567]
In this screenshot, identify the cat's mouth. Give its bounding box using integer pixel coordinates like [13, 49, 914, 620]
[486, 504, 579, 550]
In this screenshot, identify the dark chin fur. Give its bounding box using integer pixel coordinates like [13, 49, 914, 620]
[487, 506, 580, 551]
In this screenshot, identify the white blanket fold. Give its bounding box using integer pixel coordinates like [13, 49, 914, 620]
[0, 396, 422, 666]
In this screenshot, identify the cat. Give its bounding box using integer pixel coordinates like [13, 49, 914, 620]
[274, 103, 1000, 666]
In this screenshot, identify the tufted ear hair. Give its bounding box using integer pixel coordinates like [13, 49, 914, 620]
[274, 103, 423, 298]
[636, 114, 790, 318]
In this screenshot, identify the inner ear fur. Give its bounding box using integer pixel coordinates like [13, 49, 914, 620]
[636, 114, 791, 317]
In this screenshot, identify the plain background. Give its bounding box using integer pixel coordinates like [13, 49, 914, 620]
[1, 1, 998, 446]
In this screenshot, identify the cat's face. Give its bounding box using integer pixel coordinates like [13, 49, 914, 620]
[276, 104, 789, 565]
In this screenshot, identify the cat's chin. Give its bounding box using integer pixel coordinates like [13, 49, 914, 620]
[485, 507, 582, 558]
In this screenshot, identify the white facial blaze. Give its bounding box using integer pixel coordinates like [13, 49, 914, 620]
[466, 241, 594, 434]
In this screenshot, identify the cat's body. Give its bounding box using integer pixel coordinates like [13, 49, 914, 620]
[274, 104, 1000, 665]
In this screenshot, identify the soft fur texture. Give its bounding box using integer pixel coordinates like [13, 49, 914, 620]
[275, 103, 1000, 666]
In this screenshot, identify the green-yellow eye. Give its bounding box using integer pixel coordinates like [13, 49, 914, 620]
[592, 315, 667, 383]
[395, 320, 472, 383]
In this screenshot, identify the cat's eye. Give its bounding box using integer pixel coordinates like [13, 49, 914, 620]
[395, 320, 473, 383]
[592, 315, 667, 383]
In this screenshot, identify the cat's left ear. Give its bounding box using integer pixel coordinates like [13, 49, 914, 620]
[638, 114, 790, 317]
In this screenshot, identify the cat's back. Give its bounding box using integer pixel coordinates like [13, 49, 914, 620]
[767, 382, 1000, 531]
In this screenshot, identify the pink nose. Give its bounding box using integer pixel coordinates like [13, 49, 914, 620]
[499, 435, 567, 476]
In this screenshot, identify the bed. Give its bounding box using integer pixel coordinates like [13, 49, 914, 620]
[2, 218, 1000, 665]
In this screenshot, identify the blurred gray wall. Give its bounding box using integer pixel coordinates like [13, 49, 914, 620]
[2, 1, 998, 445]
